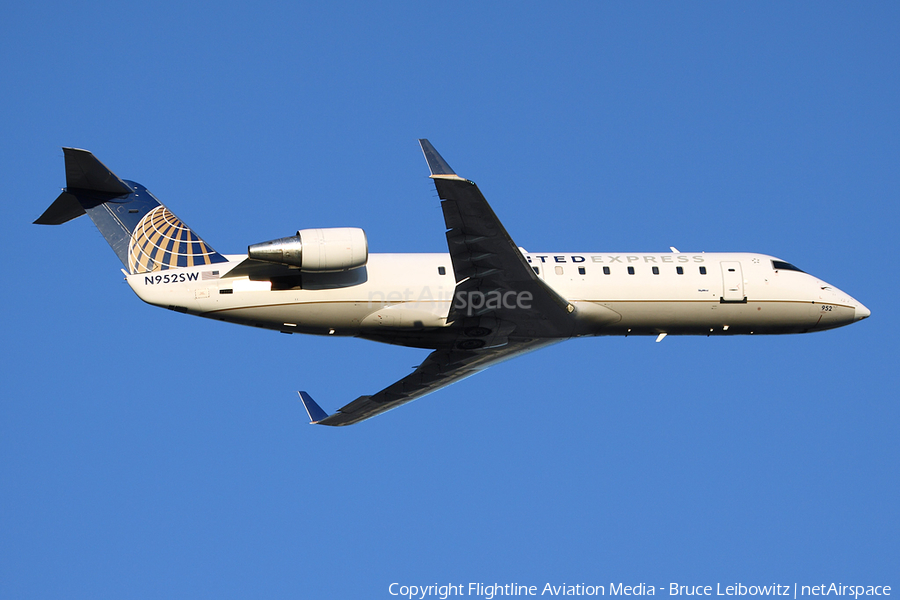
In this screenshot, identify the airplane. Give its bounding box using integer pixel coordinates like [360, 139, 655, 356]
[35, 140, 870, 426]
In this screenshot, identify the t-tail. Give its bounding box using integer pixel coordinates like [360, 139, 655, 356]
[35, 148, 226, 274]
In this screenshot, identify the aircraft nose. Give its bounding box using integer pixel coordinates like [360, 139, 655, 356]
[855, 302, 871, 321]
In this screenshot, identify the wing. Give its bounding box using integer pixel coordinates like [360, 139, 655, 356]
[419, 139, 575, 338]
[299, 338, 558, 426]
[299, 140, 577, 426]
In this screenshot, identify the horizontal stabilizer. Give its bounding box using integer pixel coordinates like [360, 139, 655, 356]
[34, 191, 85, 225]
[63, 148, 132, 195]
[298, 391, 329, 424]
[35, 148, 132, 226]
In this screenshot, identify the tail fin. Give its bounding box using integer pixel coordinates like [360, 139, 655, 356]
[36, 148, 227, 274]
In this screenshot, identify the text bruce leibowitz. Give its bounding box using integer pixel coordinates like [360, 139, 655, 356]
[388, 583, 891, 600]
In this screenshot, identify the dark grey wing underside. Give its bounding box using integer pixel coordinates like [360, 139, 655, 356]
[300, 140, 576, 426]
[420, 140, 574, 338]
[305, 338, 557, 426]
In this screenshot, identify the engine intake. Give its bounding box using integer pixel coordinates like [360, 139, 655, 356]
[248, 227, 368, 272]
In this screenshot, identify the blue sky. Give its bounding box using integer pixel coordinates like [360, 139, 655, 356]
[1, 2, 897, 598]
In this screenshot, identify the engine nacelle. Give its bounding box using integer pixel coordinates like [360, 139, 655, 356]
[248, 227, 368, 272]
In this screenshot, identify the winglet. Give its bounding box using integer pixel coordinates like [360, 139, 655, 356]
[298, 391, 329, 424]
[418, 139, 466, 180]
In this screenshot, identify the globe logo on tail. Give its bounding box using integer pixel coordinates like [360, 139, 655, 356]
[128, 206, 224, 274]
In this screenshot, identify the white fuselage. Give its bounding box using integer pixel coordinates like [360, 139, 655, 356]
[126, 250, 868, 346]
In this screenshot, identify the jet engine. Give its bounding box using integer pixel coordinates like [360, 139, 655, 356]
[248, 227, 368, 272]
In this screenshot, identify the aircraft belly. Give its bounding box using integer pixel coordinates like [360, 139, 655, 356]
[359, 301, 450, 329]
[597, 299, 833, 335]
[571, 301, 622, 333]
[206, 300, 369, 334]
[602, 300, 715, 334]
[195, 294, 454, 336]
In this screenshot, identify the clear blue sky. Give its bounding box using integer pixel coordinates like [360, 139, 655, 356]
[1, 2, 897, 598]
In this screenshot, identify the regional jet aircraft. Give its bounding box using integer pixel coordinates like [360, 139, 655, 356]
[36, 141, 870, 426]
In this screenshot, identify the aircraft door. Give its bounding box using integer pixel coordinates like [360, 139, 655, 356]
[720, 261, 745, 302]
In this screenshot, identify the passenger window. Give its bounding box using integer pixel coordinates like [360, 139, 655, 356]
[578, 267, 586, 275]
[652, 266, 659, 275]
[603, 267, 611, 275]
[438, 266, 446, 275]
[627, 266, 635, 275]
[555, 266, 563, 275]
[676, 266, 684, 275]
[533, 267, 540, 275]
[699, 266, 707, 275]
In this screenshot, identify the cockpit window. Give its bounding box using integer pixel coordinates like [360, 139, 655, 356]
[772, 260, 805, 273]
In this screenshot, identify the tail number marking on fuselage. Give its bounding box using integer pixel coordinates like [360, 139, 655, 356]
[144, 272, 200, 285]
